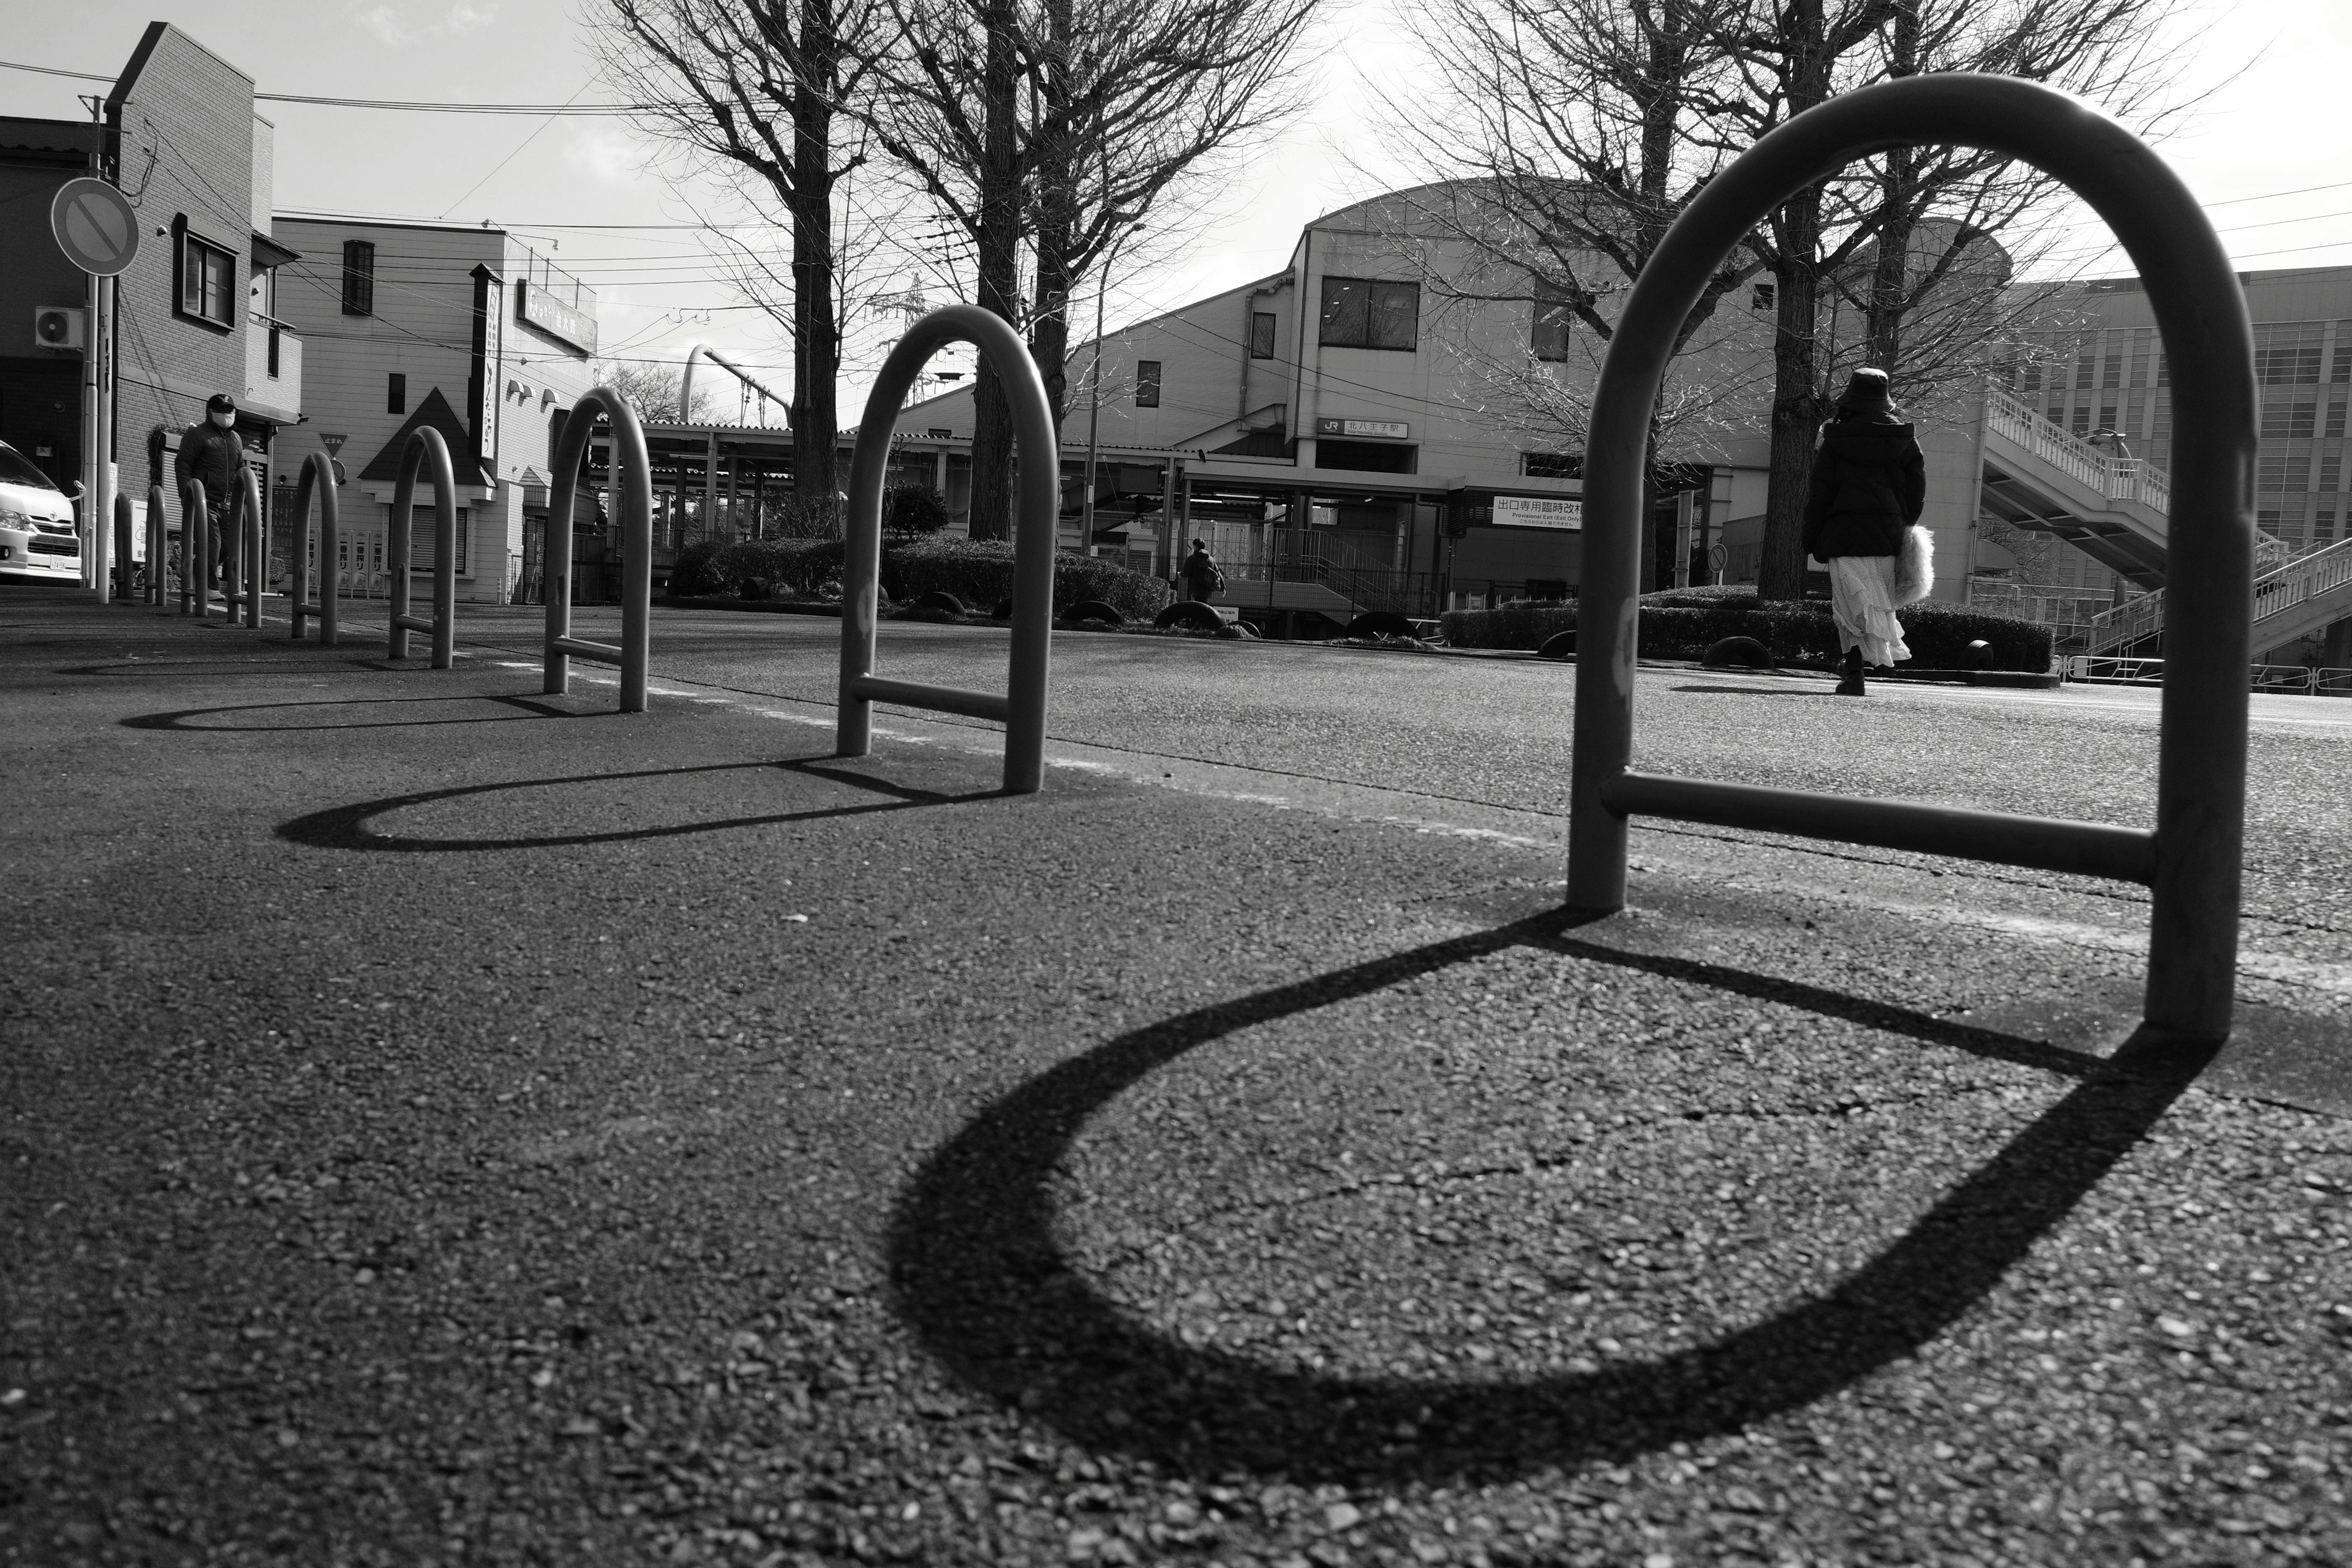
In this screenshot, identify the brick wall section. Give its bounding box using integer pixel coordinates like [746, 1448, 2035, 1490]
[105, 23, 255, 491]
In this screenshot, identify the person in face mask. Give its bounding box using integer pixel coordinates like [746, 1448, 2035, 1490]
[175, 394, 247, 598]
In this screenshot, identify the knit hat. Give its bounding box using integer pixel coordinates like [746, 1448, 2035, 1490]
[1836, 368, 1892, 413]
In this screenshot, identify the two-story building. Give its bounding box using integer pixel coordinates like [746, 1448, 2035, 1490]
[271, 218, 598, 601]
[0, 22, 301, 582]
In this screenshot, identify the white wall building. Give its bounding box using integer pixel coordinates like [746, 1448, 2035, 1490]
[271, 217, 598, 602]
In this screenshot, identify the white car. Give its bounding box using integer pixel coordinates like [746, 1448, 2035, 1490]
[0, 440, 81, 584]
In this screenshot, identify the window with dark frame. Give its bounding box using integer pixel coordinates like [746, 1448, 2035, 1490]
[1531, 283, 1572, 361]
[1134, 361, 1161, 407]
[388, 373, 407, 415]
[1750, 282, 1775, 311]
[1249, 312, 1278, 358]
[1318, 276, 1419, 350]
[180, 233, 235, 326]
[342, 239, 376, 317]
[1521, 452, 1582, 478]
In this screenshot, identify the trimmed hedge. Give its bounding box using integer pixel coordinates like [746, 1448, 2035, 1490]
[669, 539, 729, 597]
[1442, 590, 2052, 671]
[1439, 601, 1578, 650]
[882, 538, 1171, 622]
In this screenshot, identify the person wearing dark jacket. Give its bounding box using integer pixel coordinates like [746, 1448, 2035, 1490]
[175, 393, 246, 595]
[1803, 368, 1926, 695]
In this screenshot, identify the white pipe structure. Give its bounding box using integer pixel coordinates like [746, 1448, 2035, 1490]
[676, 344, 791, 428]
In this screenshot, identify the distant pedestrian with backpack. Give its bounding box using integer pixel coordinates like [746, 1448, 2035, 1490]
[175, 393, 246, 599]
[1178, 538, 1225, 604]
[1803, 368, 1933, 696]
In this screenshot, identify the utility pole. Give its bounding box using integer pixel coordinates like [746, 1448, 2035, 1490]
[1080, 219, 1144, 558]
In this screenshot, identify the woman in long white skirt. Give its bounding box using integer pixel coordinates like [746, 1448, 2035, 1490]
[1801, 369, 1928, 696]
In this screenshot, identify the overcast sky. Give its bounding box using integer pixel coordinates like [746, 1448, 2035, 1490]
[7, 0, 2350, 415]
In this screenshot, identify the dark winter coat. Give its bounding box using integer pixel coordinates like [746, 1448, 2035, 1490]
[1801, 413, 1926, 559]
[175, 421, 245, 507]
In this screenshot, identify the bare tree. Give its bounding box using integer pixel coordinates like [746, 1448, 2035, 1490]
[867, 0, 1322, 538]
[1383, 0, 1764, 585]
[590, 0, 890, 520]
[1708, 0, 2190, 597]
[593, 358, 717, 423]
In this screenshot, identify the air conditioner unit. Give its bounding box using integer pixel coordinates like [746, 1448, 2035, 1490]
[33, 307, 86, 352]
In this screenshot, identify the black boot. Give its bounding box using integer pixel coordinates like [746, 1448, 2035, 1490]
[1835, 647, 1866, 696]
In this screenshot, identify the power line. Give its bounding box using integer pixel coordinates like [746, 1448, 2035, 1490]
[0, 57, 643, 113]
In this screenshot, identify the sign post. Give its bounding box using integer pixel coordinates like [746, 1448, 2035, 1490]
[50, 176, 138, 605]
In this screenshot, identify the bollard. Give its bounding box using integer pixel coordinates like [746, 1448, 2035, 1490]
[146, 483, 166, 606]
[542, 388, 653, 711]
[112, 492, 134, 603]
[1566, 74, 2253, 1044]
[385, 428, 459, 668]
[241, 466, 265, 630]
[837, 305, 1058, 793]
[183, 478, 209, 620]
[287, 453, 338, 646]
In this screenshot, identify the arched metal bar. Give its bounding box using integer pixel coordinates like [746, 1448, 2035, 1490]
[288, 454, 339, 646]
[386, 428, 459, 668]
[837, 304, 1058, 794]
[181, 478, 208, 619]
[111, 491, 134, 603]
[239, 465, 265, 630]
[145, 483, 165, 606]
[1567, 74, 2254, 1043]
[543, 388, 654, 712]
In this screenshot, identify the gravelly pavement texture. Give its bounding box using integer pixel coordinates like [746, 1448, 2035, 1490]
[4, 591, 2349, 1568]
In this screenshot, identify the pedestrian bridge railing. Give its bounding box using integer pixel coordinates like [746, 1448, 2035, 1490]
[542, 387, 652, 711]
[838, 304, 1057, 793]
[385, 428, 458, 668]
[1570, 74, 2256, 1044]
[1983, 382, 2171, 514]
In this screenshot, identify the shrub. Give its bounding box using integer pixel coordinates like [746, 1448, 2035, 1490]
[670, 539, 728, 597]
[700, 538, 846, 600]
[1439, 600, 1578, 650]
[1440, 589, 2051, 670]
[883, 538, 1171, 622]
[884, 486, 951, 537]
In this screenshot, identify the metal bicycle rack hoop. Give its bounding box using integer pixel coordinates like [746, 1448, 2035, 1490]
[237, 466, 264, 630]
[142, 482, 165, 606]
[288, 453, 339, 646]
[541, 387, 653, 712]
[385, 428, 460, 668]
[1567, 74, 2256, 1044]
[837, 304, 1059, 794]
[180, 478, 208, 619]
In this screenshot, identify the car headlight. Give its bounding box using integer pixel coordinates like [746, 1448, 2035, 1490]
[0, 511, 30, 531]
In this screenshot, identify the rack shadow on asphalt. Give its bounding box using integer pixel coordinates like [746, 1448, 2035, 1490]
[889, 913, 2217, 1484]
[121, 693, 576, 732]
[276, 756, 990, 853]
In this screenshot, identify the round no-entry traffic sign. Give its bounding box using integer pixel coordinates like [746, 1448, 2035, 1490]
[51, 178, 140, 276]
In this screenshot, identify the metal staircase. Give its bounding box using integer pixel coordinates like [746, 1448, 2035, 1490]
[2084, 535, 2352, 656]
[1978, 383, 2172, 589]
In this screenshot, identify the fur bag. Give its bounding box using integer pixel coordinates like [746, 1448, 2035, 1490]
[1894, 524, 1935, 605]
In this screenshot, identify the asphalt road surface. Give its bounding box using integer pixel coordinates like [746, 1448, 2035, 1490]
[5, 592, 2348, 1567]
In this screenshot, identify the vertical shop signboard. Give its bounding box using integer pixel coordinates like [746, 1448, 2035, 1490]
[469, 264, 504, 483]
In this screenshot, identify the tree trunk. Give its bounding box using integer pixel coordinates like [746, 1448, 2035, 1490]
[967, 0, 1023, 541]
[1028, 1, 1077, 437]
[1754, 0, 1836, 604]
[1864, 1, 1919, 376]
[1757, 184, 1827, 602]
[791, 0, 841, 523]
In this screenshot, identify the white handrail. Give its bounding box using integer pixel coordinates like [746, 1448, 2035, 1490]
[2086, 533, 2352, 653]
[1983, 383, 2171, 513]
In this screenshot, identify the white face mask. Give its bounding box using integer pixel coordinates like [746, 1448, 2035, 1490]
[209, 411, 234, 428]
